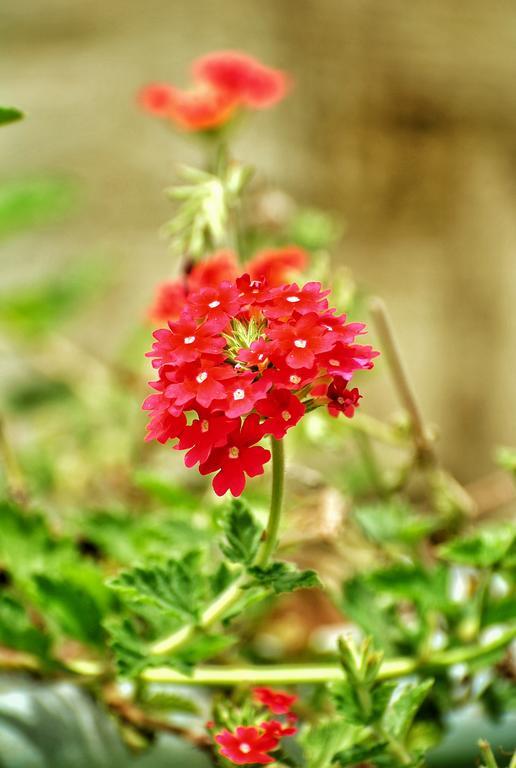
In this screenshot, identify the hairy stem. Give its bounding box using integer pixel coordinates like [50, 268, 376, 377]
[149, 437, 285, 657]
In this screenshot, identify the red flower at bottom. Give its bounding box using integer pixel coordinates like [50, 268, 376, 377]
[215, 725, 278, 765]
[199, 414, 271, 497]
[327, 379, 362, 418]
[253, 687, 298, 715]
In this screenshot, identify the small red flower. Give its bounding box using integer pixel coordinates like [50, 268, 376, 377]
[199, 414, 271, 497]
[260, 719, 298, 738]
[167, 85, 237, 131]
[186, 282, 241, 321]
[175, 412, 238, 467]
[138, 83, 175, 116]
[253, 687, 298, 715]
[193, 50, 289, 109]
[215, 725, 278, 765]
[264, 282, 330, 320]
[327, 379, 362, 418]
[148, 316, 227, 367]
[256, 389, 305, 440]
[148, 279, 187, 323]
[223, 375, 272, 419]
[247, 246, 308, 286]
[237, 338, 272, 369]
[268, 313, 336, 369]
[164, 359, 235, 408]
[187, 250, 239, 291]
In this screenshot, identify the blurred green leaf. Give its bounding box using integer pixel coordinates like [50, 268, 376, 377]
[495, 446, 516, 476]
[333, 741, 387, 767]
[133, 470, 200, 510]
[0, 260, 105, 337]
[439, 525, 515, 568]
[0, 177, 74, 239]
[219, 500, 261, 566]
[247, 561, 321, 594]
[287, 207, 342, 251]
[382, 680, 434, 740]
[353, 502, 438, 547]
[300, 720, 356, 768]
[0, 595, 52, 660]
[0, 106, 24, 126]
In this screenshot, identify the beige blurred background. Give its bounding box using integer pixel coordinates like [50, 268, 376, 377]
[1, 0, 515, 482]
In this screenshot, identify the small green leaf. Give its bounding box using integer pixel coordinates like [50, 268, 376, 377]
[0, 106, 24, 126]
[300, 720, 355, 768]
[108, 552, 206, 622]
[0, 594, 52, 660]
[333, 741, 388, 767]
[247, 561, 321, 594]
[382, 679, 434, 740]
[439, 525, 515, 568]
[0, 177, 74, 239]
[331, 682, 367, 725]
[353, 502, 438, 546]
[219, 500, 261, 565]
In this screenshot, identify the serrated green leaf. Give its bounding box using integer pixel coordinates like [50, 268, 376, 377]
[33, 572, 107, 647]
[108, 552, 206, 622]
[0, 106, 24, 126]
[247, 561, 321, 594]
[382, 679, 434, 740]
[300, 720, 356, 768]
[439, 525, 515, 568]
[331, 682, 367, 725]
[219, 500, 261, 565]
[333, 741, 388, 767]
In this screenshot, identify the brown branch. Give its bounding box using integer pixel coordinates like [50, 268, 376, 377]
[102, 683, 213, 754]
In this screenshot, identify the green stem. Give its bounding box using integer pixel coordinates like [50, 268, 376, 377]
[256, 437, 285, 567]
[140, 624, 516, 684]
[149, 437, 285, 657]
[478, 740, 499, 768]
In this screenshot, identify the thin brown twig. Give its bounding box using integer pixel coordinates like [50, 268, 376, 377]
[102, 683, 213, 754]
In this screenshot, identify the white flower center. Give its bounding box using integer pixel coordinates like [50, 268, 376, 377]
[287, 295, 300, 303]
[281, 410, 291, 421]
[338, 397, 345, 404]
[196, 371, 208, 383]
[289, 375, 301, 385]
[239, 743, 251, 754]
[294, 339, 307, 349]
[183, 335, 195, 345]
[258, 353, 264, 361]
[229, 446, 240, 459]
[233, 388, 245, 401]
[208, 300, 220, 308]
[329, 359, 340, 367]
[201, 419, 209, 432]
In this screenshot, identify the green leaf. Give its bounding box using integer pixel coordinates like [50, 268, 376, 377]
[108, 552, 206, 622]
[495, 446, 516, 475]
[0, 594, 52, 660]
[333, 741, 388, 767]
[331, 682, 367, 725]
[439, 525, 516, 568]
[0, 177, 74, 240]
[382, 679, 434, 740]
[300, 720, 356, 768]
[219, 500, 261, 565]
[0, 106, 24, 126]
[138, 690, 200, 715]
[353, 502, 438, 547]
[33, 572, 107, 648]
[247, 561, 321, 594]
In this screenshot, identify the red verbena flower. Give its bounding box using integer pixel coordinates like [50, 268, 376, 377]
[215, 725, 278, 765]
[253, 687, 298, 715]
[247, 246, 308, 286]
[145, 274, 377, 496]
[187, 250, 239, 291]
[139, 50, 289, 133]
[193, 50, 290, 109]
[260, 719, 298, 738]
[148, 279, 187, 323]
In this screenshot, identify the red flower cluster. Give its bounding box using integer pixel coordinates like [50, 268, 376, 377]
[144, 274, 377, 497]
[148, 246, 307, 323]
[139, 50, 289, 132]
[214, 687, 298, 765]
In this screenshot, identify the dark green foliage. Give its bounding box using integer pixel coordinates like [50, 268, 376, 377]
[219, 500, 262, 565]
[247, 561, 321, 594]
[0, 595, 52, 660]
[439, 524, 515, 568]
[0, 106, 24, 126]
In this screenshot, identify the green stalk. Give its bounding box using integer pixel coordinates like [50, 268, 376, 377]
[150, 437, 285, 657]
[141, 624, 516, 684]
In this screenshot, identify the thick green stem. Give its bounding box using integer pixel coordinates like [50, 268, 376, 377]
[256, 437, 285, 567]
[141, 624, 516, 684]
[150, 437, 285, 657]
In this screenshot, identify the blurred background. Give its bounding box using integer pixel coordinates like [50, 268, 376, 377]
[1, 0, 515, 481]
